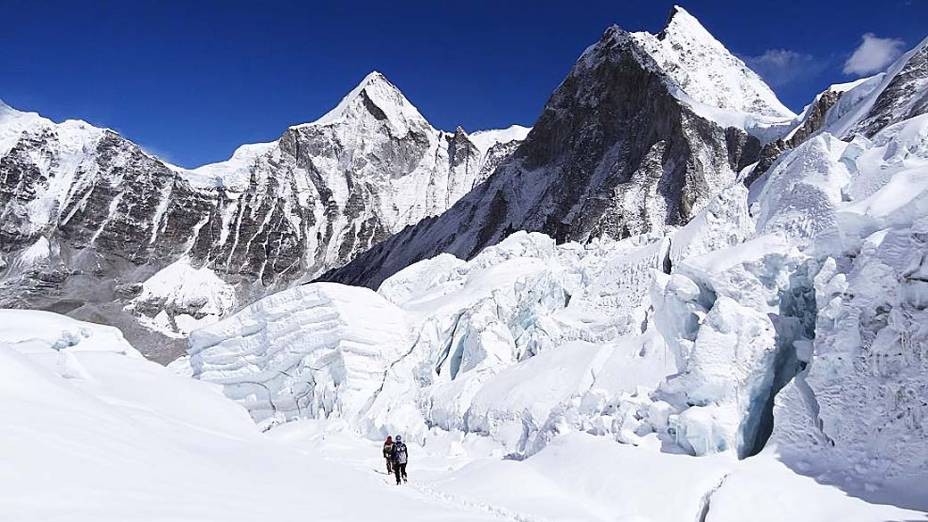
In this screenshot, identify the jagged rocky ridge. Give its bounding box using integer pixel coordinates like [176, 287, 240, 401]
[0, 75, 529, 361]
[321, 7, 794, 289]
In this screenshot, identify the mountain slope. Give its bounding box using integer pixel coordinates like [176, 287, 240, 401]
[837, 36, 928, 138]
[0, 74, 528, 360]
[322, 9, 782, 289]
[744, 37, 928, 187]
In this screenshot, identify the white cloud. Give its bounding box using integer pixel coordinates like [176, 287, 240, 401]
[742, 49, 821, 87]
[843, 33, 905, 75]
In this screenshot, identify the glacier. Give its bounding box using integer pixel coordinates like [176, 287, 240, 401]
[186, 36, 928, 513]
[4, 306, 924, 521]
[189, 231, 679, 444]
[2, 6, 928, 521]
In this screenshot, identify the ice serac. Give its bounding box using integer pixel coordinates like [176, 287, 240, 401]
[188, 283, 415, 424]
[0, 74, 527, 360]
[766, 113, 928, 499]
[191, 231, 680, 443]
[322, 11, 783, 289]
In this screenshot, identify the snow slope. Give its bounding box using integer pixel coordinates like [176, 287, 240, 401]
[831, 36, 928, 139]
[632, 6, 796, 141]
[0, 310, 511, 522]
[467, 125, 532, 157]
[8, 310, 922, 521]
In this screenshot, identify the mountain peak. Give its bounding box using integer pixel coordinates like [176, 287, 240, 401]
[656, 6, 737, 61]
[632, 6, 795, 121]
[659, 5, 713, 43]
[309, 70, 430, 133]
[355, 70, 391, 91]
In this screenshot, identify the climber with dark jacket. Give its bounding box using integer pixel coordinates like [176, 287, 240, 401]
[382, 436, 394, 474]
[390, 434, 409, 485]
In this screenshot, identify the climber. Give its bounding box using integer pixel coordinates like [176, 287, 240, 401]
[391, 434, 408, 485]
[382, 436, 394, 474]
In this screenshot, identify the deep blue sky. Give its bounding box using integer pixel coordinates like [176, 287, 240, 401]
[2, 0, 926, 167]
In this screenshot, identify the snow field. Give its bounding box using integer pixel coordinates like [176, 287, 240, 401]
[2, 314, 922, 522]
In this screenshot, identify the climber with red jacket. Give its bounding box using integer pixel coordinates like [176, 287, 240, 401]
[382, 436, 394, 474]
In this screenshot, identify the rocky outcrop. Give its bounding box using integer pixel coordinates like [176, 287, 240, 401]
[745, 89, 846, 187]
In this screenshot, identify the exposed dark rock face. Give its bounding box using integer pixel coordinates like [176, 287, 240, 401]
[788, 91, 845, 146]
[321, 25, 763, 289]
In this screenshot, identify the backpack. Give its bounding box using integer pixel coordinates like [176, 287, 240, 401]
[393, 442, 408, 464]
[382, 443, 394, 458]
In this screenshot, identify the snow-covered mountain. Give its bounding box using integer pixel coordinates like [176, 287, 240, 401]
[4, 5, 928, 520]
[322, 7, 793, 289]
[186, 34, 928, 513]
[0, 74, 528, 361]
[747, 36, 928, 185]
[632, 6, 795, 126]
